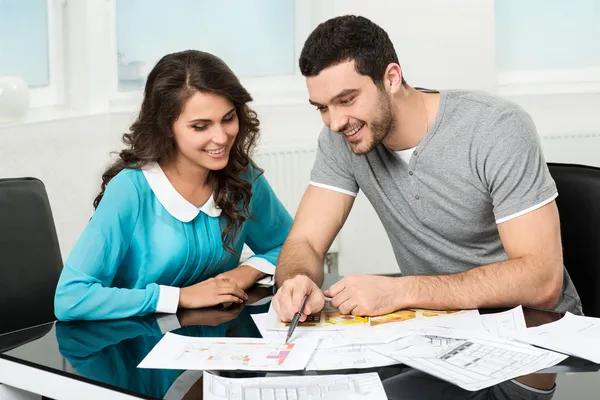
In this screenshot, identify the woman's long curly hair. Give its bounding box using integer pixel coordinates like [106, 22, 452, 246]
[93, 50, 262, 254]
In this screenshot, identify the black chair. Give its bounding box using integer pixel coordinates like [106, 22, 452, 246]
[548, 163, 600, 317]
[0, 178, 63, 335]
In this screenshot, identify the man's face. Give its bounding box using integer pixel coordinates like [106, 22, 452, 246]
[306, 61, 395, 155]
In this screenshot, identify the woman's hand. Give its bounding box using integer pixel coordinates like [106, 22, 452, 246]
[178, 278, 248, 309]
[215, 265, 267, 291]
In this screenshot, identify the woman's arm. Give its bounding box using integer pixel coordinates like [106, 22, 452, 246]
[54, 172, 161, 321]
[220, 171, 293, 289]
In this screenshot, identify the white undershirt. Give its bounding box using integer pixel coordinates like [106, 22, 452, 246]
[395, 147, 416, 165]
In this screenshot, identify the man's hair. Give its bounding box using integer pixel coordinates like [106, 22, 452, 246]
[299, 15, 406, 86]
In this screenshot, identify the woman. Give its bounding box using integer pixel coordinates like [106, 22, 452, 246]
[54, 50, 293, 321]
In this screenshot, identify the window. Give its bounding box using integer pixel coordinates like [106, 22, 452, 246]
[495, 0, 600, 94]
[114, 0, 296, 92]
[0, 0, 64, 107]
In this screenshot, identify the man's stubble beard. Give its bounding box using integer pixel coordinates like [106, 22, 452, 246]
[352, 89, 396, 155]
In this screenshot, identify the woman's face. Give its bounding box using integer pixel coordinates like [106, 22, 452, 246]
[171, 91, 240, 173]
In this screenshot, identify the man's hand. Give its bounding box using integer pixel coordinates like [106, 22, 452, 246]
[215, 265, 266, 291]
[273, 275, 325, 322]
[324, 274, 403, 316]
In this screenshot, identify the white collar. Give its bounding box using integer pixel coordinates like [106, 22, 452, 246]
[142, 162, 222, 222]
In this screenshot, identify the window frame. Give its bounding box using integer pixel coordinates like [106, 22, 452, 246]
[107, 0, 325, 111]
[27, 0, 66, 108]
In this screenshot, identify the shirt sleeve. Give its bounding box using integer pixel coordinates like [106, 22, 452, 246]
[54, 172, 163, 321]
[309, 126, 359, 196]
[242, 168, 293, 277]
[478, 108, 558, 223]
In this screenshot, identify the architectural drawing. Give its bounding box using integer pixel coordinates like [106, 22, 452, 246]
[392, 336, 567, 391]
[177, 340, 294, 368]
[272, 301, 464, 330]
[138, 333, 319, 371]
[204, 371, 388, 400]
[306, 344, 397, 371]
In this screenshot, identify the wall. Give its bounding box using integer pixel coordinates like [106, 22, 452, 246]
[0, 114, 118, 260]
[1, 0, 599, 275]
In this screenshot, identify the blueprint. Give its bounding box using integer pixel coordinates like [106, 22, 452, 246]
[203, 371, 388, 400]
[137, 333, 319, 371]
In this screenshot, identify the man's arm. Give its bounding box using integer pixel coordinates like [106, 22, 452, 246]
[402, 201, 563, 310]
[275, 185, 355, 287]
[328, 201, 564, 316]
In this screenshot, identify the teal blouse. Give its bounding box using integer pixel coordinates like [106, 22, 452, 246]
[54, 164, 292, 321]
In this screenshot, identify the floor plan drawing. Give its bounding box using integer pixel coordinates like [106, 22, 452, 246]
[177, 340, 294, 368]
[392, 336, 567, 391]
[306, 344, 397, 371]
[203, 371, 388, 400]
[138, 333, 319, 371]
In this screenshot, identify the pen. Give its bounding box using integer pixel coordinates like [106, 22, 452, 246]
[285, 295, 308, 344]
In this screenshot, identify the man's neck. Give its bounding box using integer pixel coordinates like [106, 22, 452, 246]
[383, 87, 440, 151]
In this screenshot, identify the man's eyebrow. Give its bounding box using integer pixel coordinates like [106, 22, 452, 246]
[308, 88, 361, 107]
[330, 88, 360, 103]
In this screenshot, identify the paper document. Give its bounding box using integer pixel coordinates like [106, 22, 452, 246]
[268, 301, 478, 332]
[389, 335, 567, 391]
[138, 333, 318, 371]
[373, 334, 466, 359]
[481, 306, 527, 339]
[203, 371, 388, 400]
[515, 312, 600, 363]
[253, 313, 408, 349]
[253, 313, 399, 370]
[306, 344, 398, 371]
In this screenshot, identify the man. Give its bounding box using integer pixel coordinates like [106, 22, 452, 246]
[272, 15, 582, 324]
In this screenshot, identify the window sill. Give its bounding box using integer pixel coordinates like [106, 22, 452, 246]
[497, 66, 600, 96]
[109, 75, 309, 114]
[0, 106, 107, 128]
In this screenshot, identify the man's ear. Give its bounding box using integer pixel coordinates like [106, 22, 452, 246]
[383, 63, 404, 94]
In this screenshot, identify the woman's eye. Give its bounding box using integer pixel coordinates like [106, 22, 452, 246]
[192, 125, 208, 132]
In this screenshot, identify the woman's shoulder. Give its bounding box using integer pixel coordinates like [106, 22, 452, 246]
[243, 162, 264, 184]
[109, 168, 148, 191]
[102, 168, 152, 205]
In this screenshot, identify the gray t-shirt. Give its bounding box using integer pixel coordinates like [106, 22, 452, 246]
[310, 89, 581, 314]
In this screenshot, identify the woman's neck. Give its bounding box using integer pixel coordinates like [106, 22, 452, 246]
[160, 158, 212, 208]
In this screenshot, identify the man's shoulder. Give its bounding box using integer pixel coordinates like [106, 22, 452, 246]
[445, 89, 526, 118]
[443, 89, 536, 142]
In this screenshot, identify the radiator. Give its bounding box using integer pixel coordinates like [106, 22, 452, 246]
[253, 143, 317, 218]
[241, 143, 339, 273]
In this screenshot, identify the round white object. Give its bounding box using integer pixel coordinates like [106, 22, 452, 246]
[0, 75, 30, 122]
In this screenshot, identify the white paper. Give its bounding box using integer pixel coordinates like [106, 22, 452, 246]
[515, 312, 600, 363]
[390, 335, 567, 391]
[481, 306, 527, 339]
[203, 371, 388, 400]
[138, 333, 319, 371]
[306, 344, 398, 371]
[253, 313, 405, 349]
[372, 334, 466, 359]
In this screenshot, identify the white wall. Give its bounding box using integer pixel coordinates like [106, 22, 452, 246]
[1, 0, 599, 274]
[0, 115, 119, 260]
